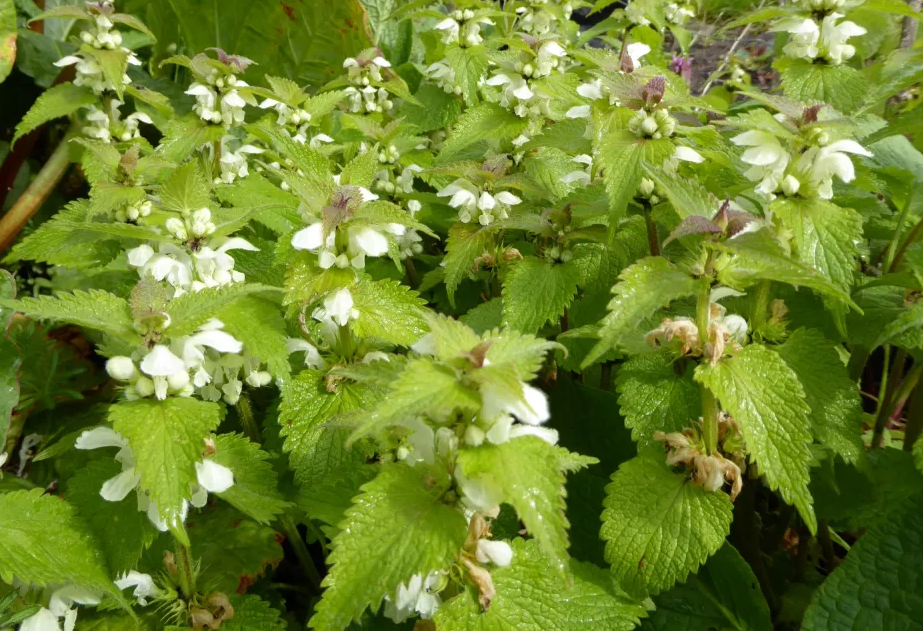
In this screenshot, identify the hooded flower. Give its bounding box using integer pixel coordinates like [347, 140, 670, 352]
[796, 138, 872, 199]
[383, 572, 445, 623]
[772, 18, 820, 61]
[731, 130, 791, 196]
[114, 571, 161, 606]
[20, 586, 101, 631]
[819, 13, 866, 65]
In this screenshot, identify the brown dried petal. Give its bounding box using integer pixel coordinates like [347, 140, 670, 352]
[463, 559, 497, 610]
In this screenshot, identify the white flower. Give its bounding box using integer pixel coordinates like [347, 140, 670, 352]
[435, 17, 461, 44]
[437, 178, 479, 223]
[819, 13, 866, 65]
[411, 332, 438, 356]
[115, 571, 161, 606]
[626, 42, 651, 69]
[481, 381, 552, 430]
[347, 226, 389, 268]
[731, 130, 791, 195]
[560, 154, 593, 185]
[665, 2, 695, 25]
[195, 459, 235, 493]
[536, 41, 567, 77]
[292, 222, 333, 252]
[772, 18, 820, 61]
[219, 143, 262, 184]
[625, 1, 650, 25]
[397, 417, 436, 467]
[286, 338, 327, 369]
[106, 356, 136, 380]
[577, 78, 604, 101]
[21, 586, 100, 631]
[476, 539, 514, 567]
[384, 572, 444, 623]
[798, 139, 872, 199]
[426, 60, 457, 93]
[454, 464, 503, 512]
[325, 288, 358, 327]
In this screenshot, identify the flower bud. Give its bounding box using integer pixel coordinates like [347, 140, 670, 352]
[781, 175, 801, 196]
[166, 218, 187, 240]
[167, 371, 190, 390]
[135, 376, 155, 397]
[106, 356, 136, 380]
[641, 116, 659, 136]
[465, 425, 486, 447]
[638, 177, 656, 198]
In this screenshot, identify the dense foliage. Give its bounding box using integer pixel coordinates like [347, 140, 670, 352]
[1, 0, 923, 630]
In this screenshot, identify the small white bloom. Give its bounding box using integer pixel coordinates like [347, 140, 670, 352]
[195, 459, 235, 493]
[475, 539, 514, 567]
[772, 18, 820, 61]
[325, 288, 358, 327]
[819, 13, 866, 65]
[625, 42, 651, 69]
[115, 571, 161, 606]
[106, 356, 136, 380]
[140, 345, 186, 377]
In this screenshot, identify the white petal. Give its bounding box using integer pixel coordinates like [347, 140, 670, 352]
[509, 424, 560, 445]
[75, 427, 127, 450]
[188, 330, 243, 354]
[826, 139, 872, 157]
[512, 83, 534, 100]
[196, 459, 235, 493]
[566, 105, 591, 119]
[475, 539, 514, 567]
[20, 608, 59, 631]
[673, 146, 705, 163]
[185, 83, 213, 96]
[351, 227, 389, 256]
[215, 237, 260, 253]
[372, 56, 392, 67]
[291, 223, 326, 251]
[511, 384, 551, 425]
[359, 186, 379, 202]
[494, 191, 522, 205]
[126, 244, 155, 267]
[100, 468, 141, 502]
[259, 98, 279, 108]
[411, 333, 437, 356]
[730, 130, 774, 147]
[140, 345, 186, 377]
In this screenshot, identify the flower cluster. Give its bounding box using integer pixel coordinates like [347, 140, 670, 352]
[772, 13, 866, 66]
[17, 585, 101, 631]
[629, 108, 676, 139]
[515, 0, 573, 35]
[81, 100, 152, 144]
[54, 14, 141, 94]
[732, 126, 872, 199]
[344, 85, 394, 114]
[435, 9, 494, 47]
[485, 41, 567, 119]
[187, 71, 252, 126]
[665, 2, 695, 25]
[437, 178, 522, 225]
[218, 142, 262, 184]
[646, 300, 749, 365]
[75, 427, 235, 531]
[655, 426, 743, 499]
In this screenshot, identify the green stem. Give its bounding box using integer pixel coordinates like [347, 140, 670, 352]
[0, 137, 72, 253]
[701, 386, 719, 455]
[235, 395, 260, 443]
[337, 324, 354, 359]
[599, 362, 613, 391]
[175, 540, 196, 599]
[817, 520, 838, 571]
[903, 379, 923, 452]
[874, 361, 922, 448]
[883, 186, 915, 272]
[404, 258, 419, 288]
[281, 516, 322, 592]
[890, 213, 923, 273]
[872, 348, 909, 449]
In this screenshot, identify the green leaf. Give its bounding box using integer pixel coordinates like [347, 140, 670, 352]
[218, 296, 291, 380]
[402, 83, 463, 133]
[155, 114, 225, 163]
[13, 83, 97, 143]
[350, 278, 429, 346]
[66, 460, 156, 575]
[209, 433, 291, 525]
[351, 358, 480, 440]
[771, 198, 862, 294]
[483, 330, 560, 382]
[0, 289, 138, 345]
[80, 46, 129, 98]
[502, 258, 581, 334]
[160, 162, 212, 214]
[185, 506, 284, 594]
[340, 147, 381, 189]
[597, 131, 674, 225]
[802, 494, 923, 631]
[110, 399, 222, 527]
[444, 44, 489, 107]
[221, 595, 286, 631]
[457, 437, 588, 575]
[712, 231, 856, 308]
[584, 257, 708, 367]
[0, 489, 119, 596]
[436, 538, 645, 631]
[438, 103, 529, 162]
[615, 352, 701, 445]
[309, 464, 468, 631]
[643, 163, 718, 219]
[640, 544, 772, 631]
[0, 0, 15, 84]
[776, 58, 867, 112]
[444, 223, 496, 306]
[280, 370, 383, 486]
[871, 299, 923, 349]
[284, 255, 356, 306]
[165, 283, 279, 337]
[774, 329, 863, 464]
[601, 454, 733, 597]
[695, 344, 816, 533]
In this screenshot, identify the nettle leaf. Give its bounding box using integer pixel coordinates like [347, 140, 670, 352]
[436, 538, 645, 631]
[156, 115, 225, 164]
[66, 459, 156, 575]
[352, 358, 481, 440]
[216, 172, 301, 234]
[110, 399, 222, 527]
[615, 352, 701, 445]
[584, 257, 708, 366]
[309, 464, 468, 631]
[209, 433, 291, 525]
[0, 289, 139, 345]
[164, 283, 279, 337]
[438, 103, 529, 162]
[445, 44, 489, 107]
[597, 130, 674, 224]
[284, 255, 356, 306]
[802, 494, 923, 631]
[280, 370, 383, 486]
[0, 489, 119, 596]
[186, 506, 284, 594]
[350, 278, 429, 346]
[772, 198, 863, 295]
[160, 161, 212, 214]
[600, 454, 733, 598]
[774, 329, 863, 464]
[458, 437, 595, 576]
[221, 595, 286, 631]
[444, 222, 497, 305]
[218, 296, 291, 380]
[483, 330, 560, 381]
[13, 82, 97, 143]
[403, 83, 463, 133]
[502, 258, 581, 334]
[640, 544, 772, 631]
[776, 58, 867, 112]
[695, 344, 817, 533]
[643, 163, 719, 220]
